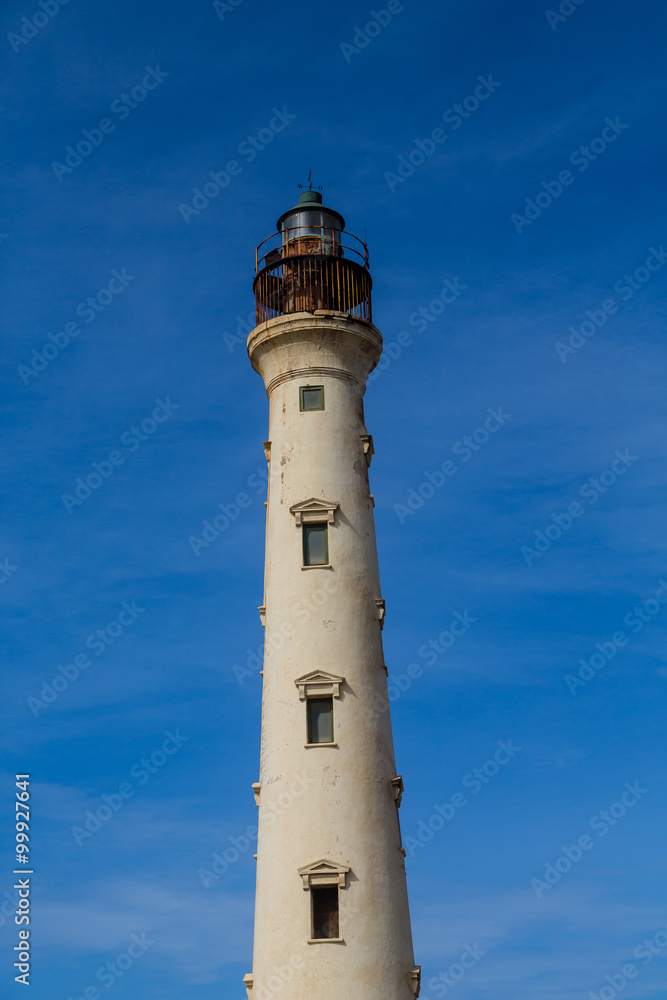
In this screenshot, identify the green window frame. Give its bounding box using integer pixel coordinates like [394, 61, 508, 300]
[307, 696, 334, 744]
[299, 385, 325, 412]
[303, 523, 329, 566]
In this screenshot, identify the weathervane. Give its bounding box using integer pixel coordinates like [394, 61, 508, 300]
[298, 168, 322, 193]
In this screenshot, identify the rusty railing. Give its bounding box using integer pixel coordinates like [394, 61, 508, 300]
[254, 226, 372, 325]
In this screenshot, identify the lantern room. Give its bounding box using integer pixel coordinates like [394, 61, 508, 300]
[253, 188, 372, 325]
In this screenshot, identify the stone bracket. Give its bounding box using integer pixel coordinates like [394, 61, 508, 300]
[391, 775, 404, 807]
[251, 782, 261, 806]
[263, 441, 271, 462]
[410, 966, 422, 997]
[243, 973, 253, 1000]
[360, 433, 374, 466]
[258, 606, 266, 627]
[375, 598, 386, 628]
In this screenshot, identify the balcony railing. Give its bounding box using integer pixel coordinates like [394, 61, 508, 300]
[253, 226, 372, 325]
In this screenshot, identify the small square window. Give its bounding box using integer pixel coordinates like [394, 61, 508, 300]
[300, 386, 324, 411]
[311, 886, 339, 939]
[303, 523, 328, 566]
[307, 697, 333, 744]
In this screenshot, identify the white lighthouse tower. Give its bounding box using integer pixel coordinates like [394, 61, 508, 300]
[244, 185, 420, 1000]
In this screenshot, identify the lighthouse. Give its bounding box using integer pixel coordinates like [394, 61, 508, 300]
[244, 185, 420, 1000]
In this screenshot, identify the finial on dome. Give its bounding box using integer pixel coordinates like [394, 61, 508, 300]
[297, 168, 323, 204]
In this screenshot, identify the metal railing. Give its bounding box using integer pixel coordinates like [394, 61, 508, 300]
[254, 226, 372, 324]
[256, 225, 369, 273]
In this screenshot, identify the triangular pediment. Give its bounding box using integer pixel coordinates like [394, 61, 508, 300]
[294, 670, 345, 699]
[299, 858, 344, 875]
[289, 497, 339, 525]
[294, 670, 344, 686]
[298, 857, 350, 888]
[290, 497, 336, 512]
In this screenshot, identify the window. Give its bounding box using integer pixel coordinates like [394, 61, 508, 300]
[303, 523, 328, 566]
[307, 697, 333, 744]
[311, 886, 339, 939]
[300, 385, 324, 411]
[298, 858, 349, 942]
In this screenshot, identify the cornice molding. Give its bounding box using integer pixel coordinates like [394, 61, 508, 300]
[298, 858, 350, 890]
[290, 497, 340, 527]
[294, 670, 345, 700]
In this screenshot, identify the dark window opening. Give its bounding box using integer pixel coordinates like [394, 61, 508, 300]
[307, 697, 334, 744]
[311, 886, 339, 939]
[300, 386, 325, 412]
[303, 523, 328, 566]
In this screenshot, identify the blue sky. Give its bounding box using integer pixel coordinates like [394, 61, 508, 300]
[1, 0, 666, 996]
